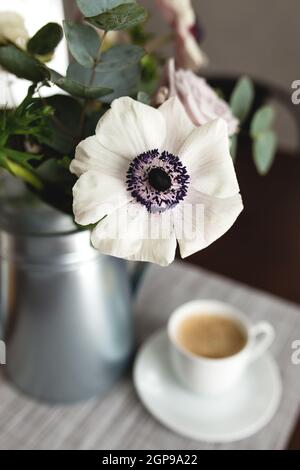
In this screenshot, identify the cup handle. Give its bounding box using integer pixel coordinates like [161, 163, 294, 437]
[248, 322, 275, 363]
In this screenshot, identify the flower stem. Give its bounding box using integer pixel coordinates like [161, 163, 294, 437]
[78, 31, 108, 138]
[145, 32, 174, 54]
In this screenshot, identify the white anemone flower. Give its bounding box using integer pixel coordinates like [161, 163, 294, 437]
[71, 97, 243, 266]
[0, 12, 28, 48]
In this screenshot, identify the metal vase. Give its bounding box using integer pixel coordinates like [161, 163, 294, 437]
[0, 227, 134, 404]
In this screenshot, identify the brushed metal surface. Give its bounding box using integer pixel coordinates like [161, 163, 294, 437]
[0, 227, 134, 404]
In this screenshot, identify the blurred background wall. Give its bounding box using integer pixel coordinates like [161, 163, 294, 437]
[142, 0, 299, 90]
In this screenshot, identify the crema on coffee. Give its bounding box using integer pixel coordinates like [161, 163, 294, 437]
[176, 314, 247, 359]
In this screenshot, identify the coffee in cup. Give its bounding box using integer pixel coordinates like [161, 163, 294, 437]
[176, 314, 247, 359]
[168, 300, 275, 395]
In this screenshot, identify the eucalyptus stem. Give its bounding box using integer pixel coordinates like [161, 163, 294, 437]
[145, 32, 174, 54]
[78, 31, 108, 138]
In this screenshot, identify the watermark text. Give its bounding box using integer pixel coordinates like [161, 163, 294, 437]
[291, 80, 300, 104]
[0, 340, 6, 365]
[291, 339, 300, 365]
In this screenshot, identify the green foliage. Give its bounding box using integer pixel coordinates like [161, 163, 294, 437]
[67, 61, 140, 103]
[0, 85, 55, 189]
[49, 69, 113, 99]
[76, 0, 135, 16]
[0, 85, 53, 145]
[96, 44, 144, 71]
[34, 157, 76, 214]
[59, 36, 143, 101]
[250, 106, 277, 175]
[230, 77, 254, 123]
[63, 21, 101, 68]
[2, 147, 42, 165]
[253, 131, 277, 175]
[137, 91, 150, 105]
[140, 53, 159, 95]
[250, 106, 275, 138]
[230, 135, 238, 162]
[0, 45, 49, 82]
[27, 23, 63, 56]
[36, 157, 73, 185]
[0, 1, 150, 211]
[38, 95, 83, 154]
[230, 79, 277, 175]
[85, 3, 148, 31]
[0, 156, 43, 190]
[82, 107, 109, 139]
[129, 23, 153, 46]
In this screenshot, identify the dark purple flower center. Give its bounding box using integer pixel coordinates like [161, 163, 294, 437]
[148, 167, 172, 192]
[126, 149, 190, 214]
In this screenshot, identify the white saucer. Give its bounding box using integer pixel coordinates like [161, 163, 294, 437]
[133, 330, 282, 443]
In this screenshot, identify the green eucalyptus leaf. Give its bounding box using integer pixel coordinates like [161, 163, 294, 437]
[230, 76, 254, 123]
[93, 64, 140, 103]
[253, 130, 278, 175]
[67, 61, 139, 103]
[250, 105, 275, 138]
[0, 45, 49, 82]
[85, 3, 148, 31]
[96, 44, 144, 71]
[50, 69, 113, 99]
[63, 21, 100, 68]
[230, 135, 238, 162]
[76, 0, 135, 16]
[38, 94, 82, 153]
[137, 91, 150, 104]
[34, 158, 75, 214]
[27, 23, 63, 55]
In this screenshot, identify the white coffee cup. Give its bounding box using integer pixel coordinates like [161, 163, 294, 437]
[168, 300, 275, 396]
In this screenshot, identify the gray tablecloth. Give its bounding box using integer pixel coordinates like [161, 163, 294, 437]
[0, 262, 300, 450]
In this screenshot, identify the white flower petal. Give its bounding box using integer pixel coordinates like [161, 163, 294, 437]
[135, 236, 176, 266]
[167, 66, 238, 135]
[95, 97, 166, 160]
[179, 118, 240, 197]
[174, 188, 243, 258]
[70, 135, 128, 179]
[72, 171, 131, 226]
[175, 30, 208, 71]
[91, 204, 177, 266]
[135, 210, 177, 266]
[159, 96, 195, 155]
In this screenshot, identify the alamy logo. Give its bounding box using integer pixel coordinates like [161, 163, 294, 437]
[291, 340, 300, 365]
[291, 80, 300, 105]
[0, 340, 6, 365]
